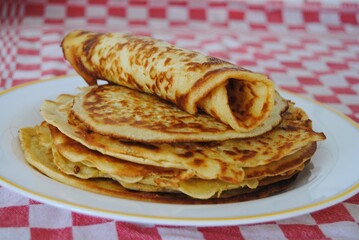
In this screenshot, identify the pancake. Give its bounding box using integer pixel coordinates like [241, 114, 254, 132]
[52, 134, 313, 199]
[40, 94, 326, 184]
[18, 125, 301, 203]
[45, 121, 315, 199]
[71, 84, 288, 142]
[62, 30, 276, 132]
[49, 121, 315, 183]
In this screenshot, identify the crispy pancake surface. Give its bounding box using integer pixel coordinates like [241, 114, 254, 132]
[71, 85, 288, 142]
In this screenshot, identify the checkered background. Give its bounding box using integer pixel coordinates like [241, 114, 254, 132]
[1, 0, 359, 239]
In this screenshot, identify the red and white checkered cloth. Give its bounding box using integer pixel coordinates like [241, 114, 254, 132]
[1, 0, 359, 239]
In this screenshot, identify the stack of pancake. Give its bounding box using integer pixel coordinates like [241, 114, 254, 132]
[19, 31, 326, 204]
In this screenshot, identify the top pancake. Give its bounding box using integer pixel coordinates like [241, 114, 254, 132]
[62, 30, 276, 132]
[71, 84, 288, 142]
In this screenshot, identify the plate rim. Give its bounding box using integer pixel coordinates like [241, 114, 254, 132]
[1, 75, 359, 226]
[1, 175, 358, 226]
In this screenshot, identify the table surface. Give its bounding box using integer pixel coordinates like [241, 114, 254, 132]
[1, 1, 359, 239]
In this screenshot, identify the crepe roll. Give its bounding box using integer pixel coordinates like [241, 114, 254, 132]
[62, 30, 275, 132]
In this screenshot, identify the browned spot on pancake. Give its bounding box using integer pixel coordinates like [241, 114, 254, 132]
[120, 140, 160, 151]
[231, 149, 257, 162]
[280, 124, 299, 131]
[144, 59, 149, 68]
[304, 119, 312, 128]
[84, 128, 92, 134]
[74, 55, 97, 85]
[178, 151, 194, 158]
[224, 150, 236, 156]
[164, 57, 172, 66]
[257, 140, 270, 146]
[192, 158, 205, 167]
[126, 74, 144, 91]
[279, 142, 294, 150]
[83, 33, 102, 57]
[176, 93, 190, 111]
[73, 165, 80, 174]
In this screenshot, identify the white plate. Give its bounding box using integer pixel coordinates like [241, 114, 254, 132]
[1, 75, 358, 226]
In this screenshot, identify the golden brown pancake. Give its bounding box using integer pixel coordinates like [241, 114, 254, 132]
[70, 85, 288, 142]
[40, 94, 325, 184]
[18, 125, 302, 203]
[49, 121, 315, 183]
[45, 121, 315, 199]
[62, 30, 276, 132]
[52, 139, 313, 199]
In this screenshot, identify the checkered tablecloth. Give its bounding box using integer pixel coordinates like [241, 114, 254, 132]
[1, 0, 359, 239]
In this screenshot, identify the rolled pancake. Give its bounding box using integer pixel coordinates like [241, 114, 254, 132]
[19, 125, 303, 201]
[62, 30, 276, 132]
[40, 94, 326, 184]
[71, 85, 288, 142]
